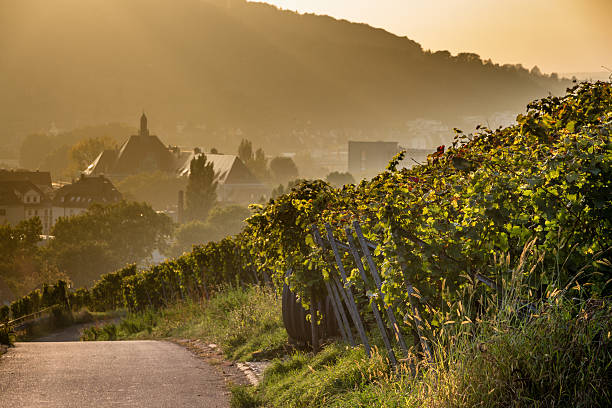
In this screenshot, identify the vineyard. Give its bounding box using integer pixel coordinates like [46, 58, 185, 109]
[2, 82, 611, 361]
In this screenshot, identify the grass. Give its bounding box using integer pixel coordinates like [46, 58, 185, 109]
[230, 384, 263, 408]
[245, 242, 612, 407]
[81, 284, 288, 362]
[247, 296, 611, 408]
[79, 270, 612, 407]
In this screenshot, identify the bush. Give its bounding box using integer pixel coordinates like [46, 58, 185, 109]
[0, 325, 13, 346]
[81, 323, 118, 341]
[0, 305, 9, 322]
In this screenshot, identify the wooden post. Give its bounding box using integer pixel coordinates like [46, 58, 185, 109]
[324, 280, 349, 343]
[331, 275, 357, 346]
[310, 290, 319, 353]
[329, 279, 355, 345]
[312, 225, 354, 346]
[325, 223, 371, 357]
[353, 221, 410, 355]
[345, 227, 397, 366]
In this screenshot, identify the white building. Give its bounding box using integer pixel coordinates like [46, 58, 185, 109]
[0, 173, 122, 234]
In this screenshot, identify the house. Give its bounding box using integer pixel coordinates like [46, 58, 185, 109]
[85, 113, 177, 177]
[0, 174, 122, 234]
[0, 180, 53, 233]
[84, 113, 268, 204]
[52, 174, 123, 223]
[0, 169, 53, 194]
[177, 153, 268, 203]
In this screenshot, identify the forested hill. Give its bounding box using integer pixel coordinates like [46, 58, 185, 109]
[1, 0, 568, 140]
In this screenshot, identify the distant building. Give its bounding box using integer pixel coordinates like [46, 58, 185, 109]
[84, 113, 267, 204]
[0, 169, 53, 194]
[52, 174, 123, 222]
[177, 153, 268, 203]
[348, 141, 430, 179]
[0, 175, 122, 234]
[348, 141, 400, 178]
[0, 180, 53, 233]
[85, 113, 177, 177]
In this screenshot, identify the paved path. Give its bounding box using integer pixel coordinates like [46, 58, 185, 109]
[34, 318, 121, 342]
[0, 341, 230, 407]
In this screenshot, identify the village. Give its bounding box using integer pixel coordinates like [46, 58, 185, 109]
[1, 113, 429, 235]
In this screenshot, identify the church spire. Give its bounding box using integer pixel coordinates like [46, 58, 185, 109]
[140, 112, 149, 137]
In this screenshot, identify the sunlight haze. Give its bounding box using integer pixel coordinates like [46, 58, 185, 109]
[253, 0, 612, 74]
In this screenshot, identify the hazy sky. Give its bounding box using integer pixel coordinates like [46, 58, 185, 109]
[252, 0, 611, 74]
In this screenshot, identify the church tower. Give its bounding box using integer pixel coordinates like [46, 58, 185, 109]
[140, 112, 149, 137]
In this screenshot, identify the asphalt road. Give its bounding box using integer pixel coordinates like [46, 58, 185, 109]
[0, 340, 230, 408]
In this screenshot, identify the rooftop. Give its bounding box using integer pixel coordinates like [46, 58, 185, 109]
[53, 175, 123, 208]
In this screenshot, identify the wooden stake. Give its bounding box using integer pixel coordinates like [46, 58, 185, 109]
[353, 221, 410, 355]
[324, 280, 349, 343]
[325, 223, 371, 357]
[311, 225, 351, 344]
[310, 290, 320, 353]
[345, 227, 397, 366]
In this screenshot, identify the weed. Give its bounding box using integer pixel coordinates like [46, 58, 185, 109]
[230, 384, 262, 408]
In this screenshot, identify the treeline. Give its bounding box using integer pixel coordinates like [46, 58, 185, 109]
[1, 0, 570, 152]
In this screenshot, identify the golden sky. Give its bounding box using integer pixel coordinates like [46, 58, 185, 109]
[253, 0, 612, 74]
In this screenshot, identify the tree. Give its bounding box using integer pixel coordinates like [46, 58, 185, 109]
[238, 139, 253, 163]
[326, 171, 355, 187]
[185, 155, 218, 221]
[456, 52, 481, 64]
[116, 171, 187, 210]
[206, 205, 250, 238]
[250, 148, 269, 180]
[167, 220, 215, 257]
[270, 156, 298, 184]
[47, 201, 173, 287]
[70, 136, 118, 171]
[167, 205, 249, 257]
[0, 218, 63, 298]
[530, 65, 542, 77]
[270, 179, 306, 199]
[237, 139, 269, 181]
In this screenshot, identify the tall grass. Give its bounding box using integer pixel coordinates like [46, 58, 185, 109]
[81, 244, 612, 407]
[252, 241, 612, 407]
[81, 285, 288, 361]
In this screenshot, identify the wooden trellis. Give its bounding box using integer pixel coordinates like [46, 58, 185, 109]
[310, 221, 433, 366]
[298, 220, 532, 369]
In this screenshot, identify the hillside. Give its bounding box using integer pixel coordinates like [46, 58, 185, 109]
[4, 82, 610, 407]
[1, 0, 568, 152]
